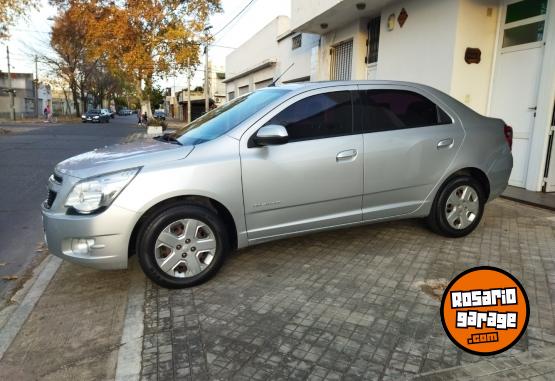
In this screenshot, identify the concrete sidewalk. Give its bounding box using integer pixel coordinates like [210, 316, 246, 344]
[0, 257, 145, 380]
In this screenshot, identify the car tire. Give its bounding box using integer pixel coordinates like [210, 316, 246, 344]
[427, 175, 485, 238]
[137, 203, 230, 288]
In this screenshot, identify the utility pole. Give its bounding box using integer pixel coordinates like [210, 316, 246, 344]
[187, 57, 192, 124]
[35, 55, 39, 118]
[6, 46, 15, 121]
[203, 26, 212, 114]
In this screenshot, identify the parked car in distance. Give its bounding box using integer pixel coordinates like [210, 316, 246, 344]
[118, 108, 133, 116]
[44, 81, 513, 289]
[154, 109, 166, 120]
[109, 109, 116, 118]
[81, 109, 111, 123]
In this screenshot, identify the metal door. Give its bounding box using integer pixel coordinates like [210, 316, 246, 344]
[330, 40, 353, 81]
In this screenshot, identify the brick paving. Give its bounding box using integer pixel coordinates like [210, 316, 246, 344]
[141, 199, 555, 380]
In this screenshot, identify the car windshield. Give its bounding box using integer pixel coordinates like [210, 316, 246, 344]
[88, 110, 100, 114]
[169, 88, 290, 146]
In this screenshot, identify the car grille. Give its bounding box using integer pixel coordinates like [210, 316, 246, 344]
[44, 189, 57, 209]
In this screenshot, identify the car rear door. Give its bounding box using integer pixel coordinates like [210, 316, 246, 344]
[240, 86, 363, 242]
[356, 84, 465, 221]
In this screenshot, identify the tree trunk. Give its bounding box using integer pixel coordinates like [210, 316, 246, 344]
[79, 84, 87, 113]
[142, 76, 153, 118]
[69, 80, 80, 116]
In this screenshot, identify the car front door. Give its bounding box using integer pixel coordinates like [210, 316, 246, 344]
[240, 87, 363, 243]
[357, 85, 465, 221]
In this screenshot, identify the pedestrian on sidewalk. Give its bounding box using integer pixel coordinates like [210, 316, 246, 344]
[46, 104, 52, 123]
[142, 112, 147, 123]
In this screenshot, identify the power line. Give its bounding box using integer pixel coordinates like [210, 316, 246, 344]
[8, 27, 236, 49]
[212, 0, 257, 37]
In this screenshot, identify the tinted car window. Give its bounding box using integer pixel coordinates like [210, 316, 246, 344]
[358, 90, 452, 133]
[266, 91, 353, 142]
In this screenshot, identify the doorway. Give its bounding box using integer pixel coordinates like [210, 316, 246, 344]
[489, 0, 548, 187]
[330, 39, 353, 81]
[544, 103, 555, 191]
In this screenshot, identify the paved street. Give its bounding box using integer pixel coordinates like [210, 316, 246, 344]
[0, 116, 137, 302]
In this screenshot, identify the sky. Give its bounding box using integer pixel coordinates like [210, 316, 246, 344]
[0, 0, 291, 90]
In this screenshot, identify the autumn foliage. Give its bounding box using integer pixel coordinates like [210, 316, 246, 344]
[0, 0, 38, 38]
[49, 0, 221, 115]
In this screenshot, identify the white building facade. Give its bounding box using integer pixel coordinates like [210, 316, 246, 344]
[289, 0, 555, 192]
[224, 16, 320, 99]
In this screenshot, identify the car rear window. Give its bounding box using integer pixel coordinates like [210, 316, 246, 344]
[358, 90, 452, 133]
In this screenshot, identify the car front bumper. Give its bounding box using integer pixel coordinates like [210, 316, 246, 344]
[42, 204, 138, 270]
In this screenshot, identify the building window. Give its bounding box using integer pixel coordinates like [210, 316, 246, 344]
[292, 34, 302, 50]
[228, 91, 235, 101]
[367, 16, 380, 64]
[255, 79, 273, 89]
[330, 40, 353, 81]
[502, 0, 547, 49]
[238, 85, 249, 96]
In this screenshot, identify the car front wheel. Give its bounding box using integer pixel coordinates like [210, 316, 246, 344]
[427, 175, 485, 238]
[137, 204, 229, 288]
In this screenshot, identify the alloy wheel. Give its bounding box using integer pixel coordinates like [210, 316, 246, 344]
[154, 218, 216, 278]
[444, 185, 479, 230]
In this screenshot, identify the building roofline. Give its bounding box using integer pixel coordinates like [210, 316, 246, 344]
[222, 59, 278, 83]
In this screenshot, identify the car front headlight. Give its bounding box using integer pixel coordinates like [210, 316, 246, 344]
[65, 168, 140, 214]
[81, 114, 86, 118]
[94, 116, 99, 119]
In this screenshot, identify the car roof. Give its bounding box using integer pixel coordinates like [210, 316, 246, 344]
[228, 80, 483, 140]
[272, 80, 435, 92]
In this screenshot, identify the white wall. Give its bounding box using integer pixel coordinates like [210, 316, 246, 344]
[278, 33, 320, 82]
[376, 0, 459, 93]
[225, 16, 318, 97]
[315, 19, 369, 81]
[450, 0, 499, 114]
[291, 0, 342, 30]
[225, 16, 288, 82]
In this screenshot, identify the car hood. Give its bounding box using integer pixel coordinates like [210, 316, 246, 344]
[55, 139, 194, 179]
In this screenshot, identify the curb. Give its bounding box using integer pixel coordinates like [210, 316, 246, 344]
[500, 195, 555, 212]
[115, 259, 146, 381]
[0, 255, 62, 360]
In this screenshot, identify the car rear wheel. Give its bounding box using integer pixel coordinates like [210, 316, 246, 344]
[427, 175, 485, 238]
[137, 203, 229, 288]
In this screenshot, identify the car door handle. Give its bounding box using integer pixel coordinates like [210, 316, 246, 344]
[336, 149, 357, 162]
[437, 138, 454, 150]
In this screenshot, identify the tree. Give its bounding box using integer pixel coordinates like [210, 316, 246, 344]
[0, 0, 38, 39]
[42, 2, 97, 116]
[53, 0, 221, 117]
[147, 86, 165, 112]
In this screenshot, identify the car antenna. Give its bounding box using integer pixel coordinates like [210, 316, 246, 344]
[269, 63, 294, 87]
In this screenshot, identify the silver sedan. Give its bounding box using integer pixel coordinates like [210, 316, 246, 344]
[42, 81, 513, 288]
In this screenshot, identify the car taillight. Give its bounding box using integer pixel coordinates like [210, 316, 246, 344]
[504, 124, 513, 151]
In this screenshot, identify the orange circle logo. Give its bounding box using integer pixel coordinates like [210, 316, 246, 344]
[440, 266, 529, 356]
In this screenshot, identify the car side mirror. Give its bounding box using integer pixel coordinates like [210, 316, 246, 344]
[253, 125, 289, 146]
